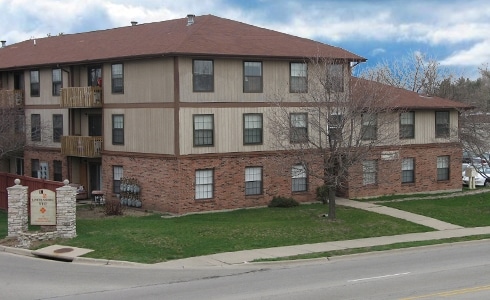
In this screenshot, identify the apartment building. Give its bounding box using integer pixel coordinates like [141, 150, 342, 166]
[0, 14, 468, 214]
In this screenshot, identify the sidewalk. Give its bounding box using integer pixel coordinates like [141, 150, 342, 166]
[151, 198, 490, 269]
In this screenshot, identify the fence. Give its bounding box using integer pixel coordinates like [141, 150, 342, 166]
[0, 172, 64, 210]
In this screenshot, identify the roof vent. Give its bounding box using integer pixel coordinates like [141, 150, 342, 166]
[187, 14, 195, 26]
[0, 41, 5, 48]
[131, 21, 138, 26]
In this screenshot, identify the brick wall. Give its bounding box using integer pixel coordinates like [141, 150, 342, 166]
[346, 143, 462, 199]
[23, 148, 67, 182]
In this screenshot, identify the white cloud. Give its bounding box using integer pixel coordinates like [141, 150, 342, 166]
[441, 40, 490, 67]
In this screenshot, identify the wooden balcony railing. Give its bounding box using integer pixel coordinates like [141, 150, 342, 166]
[61, 136, 103, 158]
[60, 87, 103, 108]
[0, 90, 24, 107]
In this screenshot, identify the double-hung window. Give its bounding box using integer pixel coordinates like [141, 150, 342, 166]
[328, 114, 343, 142]
[52, 68, 62, 96]
[290, 62, 307, 93]
[290, 113, 308, 143]
[30, 70, 40, 97]
[435, 111, 450, 138]
[361, 113, 377, 140]
[244, 61, 263, 93]
[245, 167, 262, 195]
[195, 169, 214, 199]
[243, 114, 263, 144]
[31, 114, 41, 141]
[400, 112, 415, 139]
[112, 115, 124, 145]
[113, 166, 123, 193]
[437, 156, 450, 181]
[111, 63, 124, 94]
[193, 60, 214, 92]
[52, 114, 63, 143]
[326, 64, 344, 92]
[362, 160, 377, 185]
[292, 164, 307, 192]
[402, 158, 415, 183]
[194, 114, 214, 146]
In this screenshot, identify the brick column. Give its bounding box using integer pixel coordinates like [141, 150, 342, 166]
[55, 179, 77, 238]
[7, 179, 28, 237]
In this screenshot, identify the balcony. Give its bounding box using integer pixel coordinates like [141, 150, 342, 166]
[0, 90, 24, 107]
[61, 136, 103, 158]
[60, 87, 102, 108]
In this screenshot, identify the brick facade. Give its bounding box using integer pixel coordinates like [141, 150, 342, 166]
[23, 148, 67, 182]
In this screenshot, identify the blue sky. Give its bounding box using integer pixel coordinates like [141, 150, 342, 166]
[2, 0, 489, 78]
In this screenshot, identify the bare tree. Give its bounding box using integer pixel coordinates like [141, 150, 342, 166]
[268, 58, 400, 220]
[0, 100, 25, 164]
[360, 51, 452, 96]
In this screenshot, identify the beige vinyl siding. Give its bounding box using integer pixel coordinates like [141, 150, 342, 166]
[400, 110, 459, 145]
[25, 108, 68, 148]
[103, 58, 174, 104]
[179, 58, 330, 103]
[180, 107, 273, 155]
[24, 69, 62, 106]
[104, 108, 174, 154]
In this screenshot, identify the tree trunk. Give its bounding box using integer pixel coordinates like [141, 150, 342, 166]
[328, 186, 336, 220]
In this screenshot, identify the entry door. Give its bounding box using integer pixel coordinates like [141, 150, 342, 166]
[89, 163, 102, 191]
[88, 115, 102, 136]
[39, 162, 49, 179]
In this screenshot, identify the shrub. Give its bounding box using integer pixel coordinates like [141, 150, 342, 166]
[316, 185, 329, 204]
[268, 196, 299, 208]
[104, 198, 124, 216]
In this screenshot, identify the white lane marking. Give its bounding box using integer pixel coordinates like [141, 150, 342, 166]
[348, 272, 411, 282]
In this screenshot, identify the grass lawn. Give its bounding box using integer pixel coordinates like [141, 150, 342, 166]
[0, 204, 430, 263]
[379, 192, 490, 227]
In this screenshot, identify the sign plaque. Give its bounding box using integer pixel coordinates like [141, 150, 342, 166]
[31, 189, 56, 225]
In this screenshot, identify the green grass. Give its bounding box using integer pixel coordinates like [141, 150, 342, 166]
[0, 204, 430, 263]
[1, 191, 489, 264]
[379, 193, 490, 227]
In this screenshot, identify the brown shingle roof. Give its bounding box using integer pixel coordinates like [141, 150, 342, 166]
[351, 77, 472, 110]
[0, 14, 365, 70]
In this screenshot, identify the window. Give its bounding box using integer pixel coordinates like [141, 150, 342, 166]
[111, 63, 124, 93]
[194, 114, 214, 146]
[30, 70, 40, 97]
[245, 167, 263, 195]
[195, 169, 213, 199]
[193, 60, 213, 92]
[52, 114, 63, 143]
[31, 114, 41, 141]
[53, 160, 62, 182]
[88, 66, 102, 87]
[292, 164, 307, 192]
[402, 158, 415, 183]
[361, 113, 377, 140]
[52, 68, 62, 96]
[437, 156, 450, 181]
[290, 62, 307, 93]
[16, 158, 24, 176]
[328, 114, 343, 142]
[15, 115, 25, 134]
[31, 159, 39, 178]
[243, 114, 263, 144]
[326, 64, 344, 92]
[112, 114, 124, 145]
[400, 112, 415, 139]
[113, 166, 123, 193]
[362, 160, 377, 185]
[290, 113, 308, 143]
[435, 111, 450, 138]
[244, 61, 262, 93]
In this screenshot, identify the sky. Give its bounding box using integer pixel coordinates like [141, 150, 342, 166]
[1, 0, 490, 79]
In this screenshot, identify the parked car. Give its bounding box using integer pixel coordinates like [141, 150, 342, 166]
[462, 151, 488, 166]
[462, 165, 490, 187]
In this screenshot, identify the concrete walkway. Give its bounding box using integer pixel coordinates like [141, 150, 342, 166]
[151, 198, 490, 269]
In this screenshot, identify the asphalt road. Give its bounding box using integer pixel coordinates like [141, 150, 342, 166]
[2, 240, 489, 299]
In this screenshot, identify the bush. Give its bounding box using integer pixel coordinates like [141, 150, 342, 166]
[316, 185, 329, 204]
[104, 198, 124, 216]
[268, 196, 299, 208]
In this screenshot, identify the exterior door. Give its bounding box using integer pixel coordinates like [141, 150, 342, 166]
[88, 115, 102, 136]
[89, 163, 102, 192]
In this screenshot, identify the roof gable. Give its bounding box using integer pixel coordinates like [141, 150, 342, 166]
[0, 15, 365, 69]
